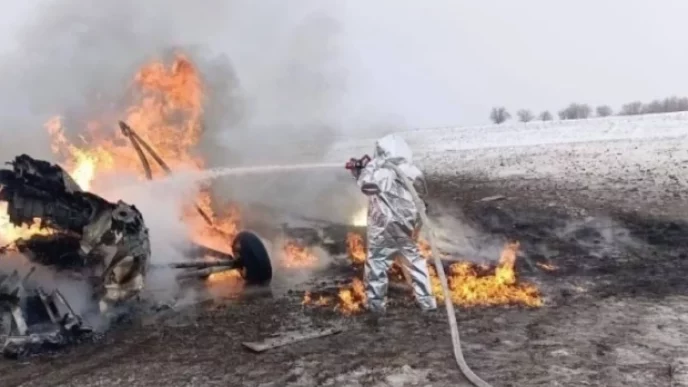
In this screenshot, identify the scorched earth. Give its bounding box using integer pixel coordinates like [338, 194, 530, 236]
[1, 55, 688, 387]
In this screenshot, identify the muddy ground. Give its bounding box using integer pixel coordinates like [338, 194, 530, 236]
[2, 173, 688, 387]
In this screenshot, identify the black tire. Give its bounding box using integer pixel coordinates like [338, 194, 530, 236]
[232, 231, 272, 285]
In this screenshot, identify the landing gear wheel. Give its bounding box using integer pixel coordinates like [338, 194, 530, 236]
[232, 231, 272, 285]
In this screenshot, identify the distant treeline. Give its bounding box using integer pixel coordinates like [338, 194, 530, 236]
[489, 96, 688, 124]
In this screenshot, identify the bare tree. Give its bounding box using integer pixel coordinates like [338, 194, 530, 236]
[642, 99, 664, 114]
[677, 97, 688, 111]
[539, 111, 553, 121]
[661, 96, 687, 112]
[559, 103, 592, 120]
[490, 107, 511, 124]
[619, 101, 643, 115]
[517, 109, 534, 122]
[644, 96, 688, 113]
[596, 105, 613, 117]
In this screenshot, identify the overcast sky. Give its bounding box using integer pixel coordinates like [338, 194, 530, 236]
[0, 0, 686, 129]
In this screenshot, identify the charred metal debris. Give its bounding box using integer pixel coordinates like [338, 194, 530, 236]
[0, 269, 93, 358]
[0, 154, 147, 357]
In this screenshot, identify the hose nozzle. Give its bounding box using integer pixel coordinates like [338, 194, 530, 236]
[345, 155, 371, 171]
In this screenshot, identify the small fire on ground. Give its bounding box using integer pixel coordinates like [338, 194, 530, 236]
[305, 235, 542, 314]
[281, 240, 319, 269]
[303, 277, 366, 316]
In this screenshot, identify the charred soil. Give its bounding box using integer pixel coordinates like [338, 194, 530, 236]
[1, 174, 688, 387]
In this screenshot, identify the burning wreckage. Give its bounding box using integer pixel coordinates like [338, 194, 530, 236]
[0, 125, 273, 358]
[0, 154, 142, 357]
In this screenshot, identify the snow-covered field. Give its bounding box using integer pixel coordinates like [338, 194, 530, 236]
[323, 112, 688, 182]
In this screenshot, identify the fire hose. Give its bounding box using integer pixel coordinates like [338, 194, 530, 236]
[385, 161, 493, 387]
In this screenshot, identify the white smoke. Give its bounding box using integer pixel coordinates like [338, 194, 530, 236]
[425, 204, 508, 264]
[100, 172, 200, 304]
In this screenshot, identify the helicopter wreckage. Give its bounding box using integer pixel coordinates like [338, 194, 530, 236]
[0, 122, 273, 358]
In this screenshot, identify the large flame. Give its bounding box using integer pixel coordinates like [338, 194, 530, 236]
[0, 54, 241, 264]
[305, 237, 542, 313]
[430, 241, 542, 307]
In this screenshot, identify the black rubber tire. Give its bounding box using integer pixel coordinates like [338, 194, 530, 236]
[232, 231, 272, 285]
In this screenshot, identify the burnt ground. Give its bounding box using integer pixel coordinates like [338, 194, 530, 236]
[2, 174, 688, 387]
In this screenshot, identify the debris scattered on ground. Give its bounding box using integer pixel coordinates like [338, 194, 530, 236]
[242, 326, 345, 353]
[0, 154, 151, 313]
[0, 270, 93, 359]
[477, 195, 507, 203]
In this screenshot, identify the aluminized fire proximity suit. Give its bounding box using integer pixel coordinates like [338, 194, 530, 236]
[353, 134, 437, 313]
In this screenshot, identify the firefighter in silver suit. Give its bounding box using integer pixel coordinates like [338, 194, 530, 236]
[350, 134, 437, 313]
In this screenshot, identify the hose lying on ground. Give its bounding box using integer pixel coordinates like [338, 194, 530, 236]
[386, 162, 493, 387]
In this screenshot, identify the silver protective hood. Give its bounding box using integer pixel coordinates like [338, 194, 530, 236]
[371, 134, 423, 182]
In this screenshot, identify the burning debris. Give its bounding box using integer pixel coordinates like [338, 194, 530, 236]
[336, 278, 367, 315]
[429, 242, 542, 308]
[346, 232, 366, 264]
[281, 240, 318, 269]
[303, 278, 366, 316]
[0, 153, 153, 356]
[0, 54, 277, 357]
[0, 155, 151, 312]
[0, 148, 273, 356]
[304, 236, 543, 313]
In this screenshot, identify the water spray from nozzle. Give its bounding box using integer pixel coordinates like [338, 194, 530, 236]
[131, 162, 344, 193]
[179, 162, 343, 182]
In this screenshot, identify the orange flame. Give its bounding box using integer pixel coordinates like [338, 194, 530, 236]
[431, 242, 542, 307]
[302, 291, 332, 307]
[302, 278, 367, 315]
[336, 278, 366, 315]
[0, 203, 52, 244]
[346, 232, 366, 264]
[46, 54, 205, 189]
[282, 240, 318, 268]
[207, 268, 242, 284]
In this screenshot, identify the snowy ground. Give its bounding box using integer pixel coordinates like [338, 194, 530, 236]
[321, 112, 688, 181]
[2, 113, 688, 386]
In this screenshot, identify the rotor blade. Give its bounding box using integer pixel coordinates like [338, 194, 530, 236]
[118, 120, 214, 226]
[118, 121, 153, 180]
